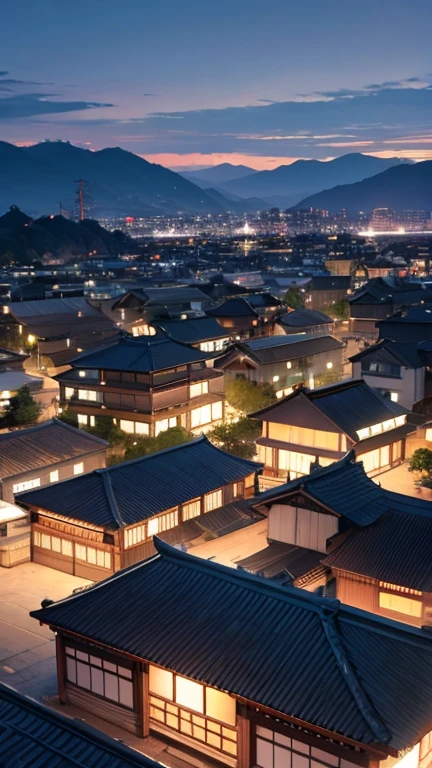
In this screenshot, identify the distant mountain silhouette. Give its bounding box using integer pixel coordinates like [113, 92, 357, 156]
[0, 141, 225, 217]
[0, 205, 131, 264]
[203, 188, 269, 213]
[292, 161, 432, 213]
[221, 154, 411, 206]
[182, 163, 255, 187]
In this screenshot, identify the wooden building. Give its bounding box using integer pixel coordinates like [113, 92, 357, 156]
[238, 453, 388, 589]
[55, 332, 225, 438]
[205, 297, 261, 335]
[250, 379, 417, 489]
[109, 287, 212, 336]
[18, 436, 260, 580]
[303, 275, 351, 312]
[31, 538, 432, 768]
[348, 278, 432, 338]
[0, 418, 107, 503]
[154, 316, 231, 353]
[216, 333, 343, 397]
[275, 308, 334, 336]
[1, 297, 117, 370]
[324, 491, 432, 628]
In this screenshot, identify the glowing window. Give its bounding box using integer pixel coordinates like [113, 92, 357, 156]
[175, 676, 204, 713]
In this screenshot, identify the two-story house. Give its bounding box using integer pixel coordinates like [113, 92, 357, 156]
[56, 332, 225, 437]
[215, 334, 343, 397]
[350, 339, 430, 409]
[250, 379, 416, 489]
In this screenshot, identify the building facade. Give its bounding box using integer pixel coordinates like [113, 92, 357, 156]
[56, 333, 225, 438]
[18, 437, 259, 580]
[250, 379, 415, 489]
[31, 539, 432, 768]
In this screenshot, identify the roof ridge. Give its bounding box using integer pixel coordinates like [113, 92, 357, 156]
[51, 418, 109, 446]
[99, 471, 124, 528]
[320, 611, 391, 744]
[154, 537, 338, 615]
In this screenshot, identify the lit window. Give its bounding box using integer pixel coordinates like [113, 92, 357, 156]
[205, 489, 222, 512]
[287, 361, 292, 369]
[79, 371, 86, 378]
[149, 665, 174, 700]
[148, 509, 179, 537]
[190, 381, 209, 398]
[66, 338, 71, 348]
[191, 404, 212, 428]
[379, 591, 422, 618]
[135, 421, 150, 435]
[77, 414, 88, 426]
[50, 470, 59, 483]
[182, 499, 201, 520]
[65, 387, 74, 400]
[390, 392, 399, 403]
[120, 419, 135, 434]
[90, 415, 96, 427]
[211, 401, 223, 421]
[395, 415, 406, 427]
[74, 462, 84, 475]
[77, 390, 102, 402]
[175, 676, 204, 713]
[13, 477, 41, 494]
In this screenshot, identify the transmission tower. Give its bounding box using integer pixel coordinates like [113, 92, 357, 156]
[74, 179, 93, 221]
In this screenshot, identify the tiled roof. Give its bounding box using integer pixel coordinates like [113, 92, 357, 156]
[278, 308, 333, 328]
[18, 436, 260, 528]
[237, 541, 323, 582]
[350, 339, 425, 368]
[154, 316, 229, 344]
[254, 453, 388, 526]
[0, 683, 160, 767]
[31, 539, 432, 753]
[250, 379, 408, 442]
[205, 297, 258, 318]
[0, 419, 107, 478]
[219, 334, 343, 366]
[324, 505, 432, 591]
[69, 333, 212, 372]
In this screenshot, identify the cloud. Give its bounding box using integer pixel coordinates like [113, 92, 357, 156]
[0, 71, 54, 87]
[0, 93, 113, 119]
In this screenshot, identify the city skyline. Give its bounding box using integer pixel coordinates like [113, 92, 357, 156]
[1, 0, 432, 170]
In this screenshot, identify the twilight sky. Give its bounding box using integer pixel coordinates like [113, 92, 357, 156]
[1, 0, 432, 170]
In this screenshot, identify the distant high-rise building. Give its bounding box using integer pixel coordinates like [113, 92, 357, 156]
[369, 208, 396, 232]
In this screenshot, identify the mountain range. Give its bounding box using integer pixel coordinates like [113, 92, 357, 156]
[0, 142, 421, 217]
[293, 161, 432, 214]
[0, 141, 226, 218]
[181, 163, 255, 188]
[217, 154, 411, 207]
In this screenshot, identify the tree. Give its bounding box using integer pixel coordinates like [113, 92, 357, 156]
[408, 448, 432, 477]
[225, 378, 276, 416]
[4, 385, 40, 427]
[283, 287, 304, 309]
[109, 426, 193, 464]
[58, 407, 78, 427]
[207, 418, 261, 459]
[322, 300, 349, 321]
